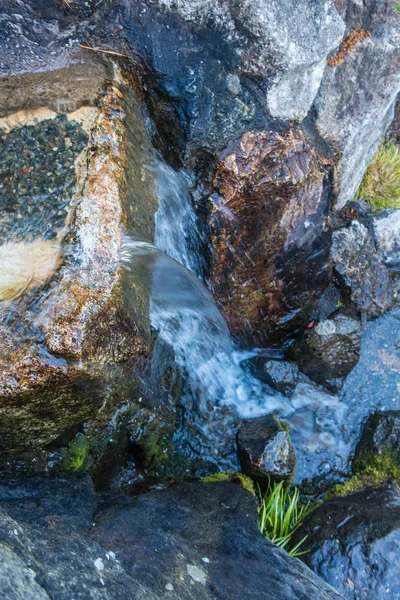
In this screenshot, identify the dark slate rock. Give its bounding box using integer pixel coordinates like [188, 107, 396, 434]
[331, 220, 396, 319]
[355, 411, 400, 463]
[0, 474, 344, 600]
[295, 311, 363, 391]
[237, 415, 296, 483]
[294, 483, 400, 600]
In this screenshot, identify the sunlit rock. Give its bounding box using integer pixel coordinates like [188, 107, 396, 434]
[313, 0, 400, 209]
[0, 55, 158, 456]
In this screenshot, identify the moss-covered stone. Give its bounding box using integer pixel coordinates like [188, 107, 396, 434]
[328, 449, 400, 498]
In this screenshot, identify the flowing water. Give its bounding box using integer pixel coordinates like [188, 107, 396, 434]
[123, 156, 400, 482]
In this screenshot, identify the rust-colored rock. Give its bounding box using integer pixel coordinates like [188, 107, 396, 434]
[209, 129, 332, 347]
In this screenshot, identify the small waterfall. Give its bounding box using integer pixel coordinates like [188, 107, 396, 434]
[122, 157, 288, 422]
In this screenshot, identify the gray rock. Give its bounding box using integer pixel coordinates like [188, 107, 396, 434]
[0, 474, 344, 600]
[157, 0, 344, 121]
[355, 410, 400, 463]
[331, 220, 396, 318]
[0, 544, 50, 600]
[373, 209, 400, 269]
[295, 311, 363, 390]
[313, 0, 400, 209]
[294, 483, 400, 600]
[237, 415, 296, 483]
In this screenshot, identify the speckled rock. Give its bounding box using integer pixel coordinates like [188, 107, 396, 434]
[0, 473, 345, 600]
[295, 311, 363, 390]
[373, 209, 400, 270]
[237, 415, 296, 483]
[331, 220, 396, 319]
[313, 0, 400, 209]
[294, 483, 400, 600]
[0, 57, 158, 455]
[209, 128, 332, 346]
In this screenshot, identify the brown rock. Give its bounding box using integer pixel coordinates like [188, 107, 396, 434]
[209, 129, 332, 347]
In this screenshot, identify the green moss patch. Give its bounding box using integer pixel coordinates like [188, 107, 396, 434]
[330, 449, 400, 498]
[201, 471, 256, 495]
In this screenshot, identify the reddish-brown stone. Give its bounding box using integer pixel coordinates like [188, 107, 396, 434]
[209, 129, 332, 347]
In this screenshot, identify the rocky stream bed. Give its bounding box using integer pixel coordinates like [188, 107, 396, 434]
[0, 0, 400, 599]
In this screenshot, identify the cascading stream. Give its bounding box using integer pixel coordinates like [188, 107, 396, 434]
[122, 157, 290, 421]
[121, 156, 359, 477]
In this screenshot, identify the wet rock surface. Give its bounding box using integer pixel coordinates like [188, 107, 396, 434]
[237, 415, 296, 484]
[287, 306, 400, 488]
[314, 0, 400, 209]
[0, 473, 344, 600]
[355, 411, 400, 463]
[295, 311, 363, 390]
[209, 128, 332, 347]
[331, 220, 396, 319]
[294, 483, 400, 600]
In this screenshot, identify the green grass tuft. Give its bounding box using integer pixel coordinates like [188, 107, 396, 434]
[394, 1, 400, 16]
[357, 141, 400, 211]
[329, 449, 400, 498]
[64, 433, 92, 471]
[258, 481, 310, 557]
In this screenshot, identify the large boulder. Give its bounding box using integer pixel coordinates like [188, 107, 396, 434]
[209, 128, 332, 346]
[0, 11, 159, 456]
[0, 474, 344, 599]
[294, 483, 400, 600]
[156, 0, 344, 121]
[112, 0, 344, 162]
[313, 0, 400, 209]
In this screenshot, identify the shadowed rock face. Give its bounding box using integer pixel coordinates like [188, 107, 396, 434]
[0, 474, 345, 600]
[209, 129, 332, 347]
[355, 411, 400, 463]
